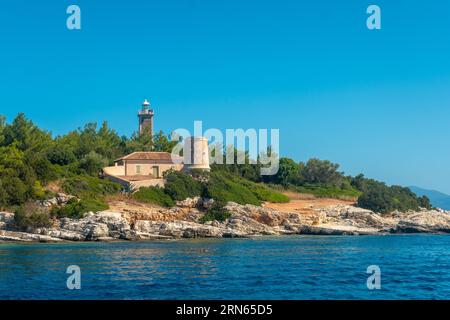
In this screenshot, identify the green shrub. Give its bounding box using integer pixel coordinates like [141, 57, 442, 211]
[163, 170, 202, 201]
[204, 172, 261, 205]
[204, 171, 289, 205]
[78, 151, 109, 176]
[199, 201, 231, 223]
[133, 187, 175, 207]
[31, 180, 46, 200]
[354, 177, 433, 214]
[50, 198, 109, 219]
[14, 206, 52, 230]
[62, 175, 121, 199]
[290, 184, 361, 199]
[238, 179, 289, 203]
[1, 176, 28, 206]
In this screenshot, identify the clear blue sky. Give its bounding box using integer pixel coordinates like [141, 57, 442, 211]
[1, 1, 450, 193]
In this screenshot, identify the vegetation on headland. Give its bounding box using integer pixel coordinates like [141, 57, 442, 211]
[133, 186, 175, 208]
[0, 113, 433, 228]
[14, 204, 52, 231]
[199, 200, 231, 223]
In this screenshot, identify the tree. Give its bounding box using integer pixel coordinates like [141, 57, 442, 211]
[26, 152, 56, 183]
[210, 146, 261, 182]
[274, 158, 299, 185]
[0, 179, 8, 207]
[152, 130, 177, 152]
[2, 113, 52, 152]
[356, 178, 432, 214]
[125, 130, 153, 153]
[301, 158, 343, 186]
[96, 121, 125, 161]
[1, 176, 28, 205]
[47, 144, 76, 166]
[0, 115, 5, 145]
[78, 151, 109, 176]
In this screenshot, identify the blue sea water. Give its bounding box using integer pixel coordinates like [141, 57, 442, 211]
[0, 235, 449, 300]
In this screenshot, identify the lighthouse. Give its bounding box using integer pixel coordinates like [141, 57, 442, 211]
[138, 99, 154, 138]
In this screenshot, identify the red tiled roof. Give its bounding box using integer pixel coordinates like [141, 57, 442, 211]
[115, 152, 182, 162]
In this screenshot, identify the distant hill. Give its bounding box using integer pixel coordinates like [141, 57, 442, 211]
[409, 186, 450, 210]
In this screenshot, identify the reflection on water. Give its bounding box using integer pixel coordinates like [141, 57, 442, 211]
[0, 235, 449, 299]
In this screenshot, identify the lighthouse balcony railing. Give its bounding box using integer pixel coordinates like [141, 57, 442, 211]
[138, 109, 154, 115]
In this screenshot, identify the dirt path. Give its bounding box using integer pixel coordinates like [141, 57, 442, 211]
[264, 192, 355, 215]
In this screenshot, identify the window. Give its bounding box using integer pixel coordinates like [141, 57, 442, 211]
[136, 165, 141, 174]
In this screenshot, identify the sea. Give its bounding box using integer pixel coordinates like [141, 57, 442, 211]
[0, 235, 449, 300]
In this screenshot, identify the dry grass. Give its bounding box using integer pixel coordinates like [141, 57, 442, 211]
[282, 191, 317, 200]
[45, 180, 64, 193]
[105, 193, 167, 213]
[264, 190, 355, 214]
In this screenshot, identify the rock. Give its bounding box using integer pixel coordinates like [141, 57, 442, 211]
[135, 219, 226, 238]
[298, 225, 378, 236]
[85, 223, 110, 240]
[134, 220, 161, 234]
[225, 202, 286, 227]
[202, 198, 215, 209]
[34, 228, 85, 241]
[0, 212, 15, 230]
[36, 193, 76, 207]
[3, 200, 450, 242]
[226, 215, 277, 235]
[56, 193, 75, 205]
[0, 230, 63, 242]
[176, 197, 202, 208]
[83, 212, 95, 218]
[51, 211, 133, 240]
[393, 210, 450, 233]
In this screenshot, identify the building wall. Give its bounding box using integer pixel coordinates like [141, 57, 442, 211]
[102, 166, 130, 189]
[103, 165, 125, 176]
[130, 179, 165, 189]
[125, 160, 183, 177]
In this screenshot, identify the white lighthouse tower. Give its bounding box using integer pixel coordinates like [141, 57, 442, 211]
[183, 136, 210, 171]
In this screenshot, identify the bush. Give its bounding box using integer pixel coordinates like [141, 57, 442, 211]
[133, 187, 175, 207]
[62, 175, 121, 199]
[204, 172, 261, 206]
[290, 184, 361, 199]
[199, 201, 231, 223]
[1, 176, 28, 206]
[0, 182, 7, 208]
[47, 145, 76, 166]
[78, 151, 109, 176]
[355, 177, 432, 214]
[50, 198, 108, 219]
[238, 179, 290, 203]
[31, 180, 46, 200]
[163, 170, 202, 201]
[14, 206, 52, 230]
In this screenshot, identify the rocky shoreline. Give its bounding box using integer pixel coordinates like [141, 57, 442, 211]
[1, 199, 450, 242]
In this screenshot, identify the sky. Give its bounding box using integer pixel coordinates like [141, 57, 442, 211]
[0, 0, 450, 193]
